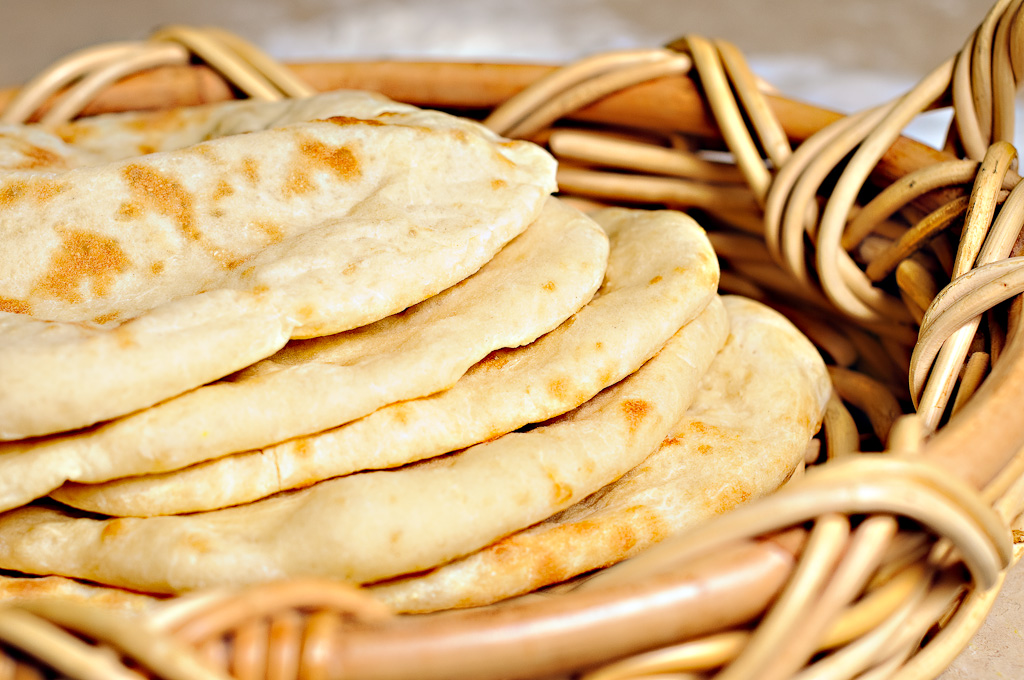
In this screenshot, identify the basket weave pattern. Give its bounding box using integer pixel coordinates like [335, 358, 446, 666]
[1, 2, 1024, 678]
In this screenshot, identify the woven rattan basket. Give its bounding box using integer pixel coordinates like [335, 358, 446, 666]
[1, 2, 1024, 679]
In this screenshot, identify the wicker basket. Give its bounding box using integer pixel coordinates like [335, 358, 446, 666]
[0, 3, 1023, 679]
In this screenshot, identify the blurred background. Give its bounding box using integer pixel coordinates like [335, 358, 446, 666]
[0, 1, 1016, 678]
[0, 0, 996, 112]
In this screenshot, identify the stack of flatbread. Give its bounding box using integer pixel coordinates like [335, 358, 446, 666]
[0, 90, 830, 614]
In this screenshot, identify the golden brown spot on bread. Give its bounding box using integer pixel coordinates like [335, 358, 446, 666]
[547, 377, 569, 401]
[213, 179, 235, 201]
[709, 482, 752, 515]
[182, 534, 211, 554]
[150, 261, 165, 275]
[649, 275, 663, 285]
[0, 133, 67, 170]
[292, 438, 312, 458]
[33, 228, 131, 303]
[542, 280, 557, 292]
[252, 219, 283, 245]
[548, 473, 573, 506]
[55, 122, 97, 146]
[114, 325, 137, 350]
[324, 116, 386, 127]
[293, 137, 361, 188]
[92, 311, 120, 325]
[297, 304, 316, 322]
[620, 399, 652, 435]
[241, 157, 260, 185]
[122, 163, 200, 240]
[0, 297, 31, 314]
[285, 168, 313, 196]
[696, 443, 713, 455]
[491, 179, 507, 190]
[100, 518, 129, 541]
[30, 179, 65, 203]
[0, 180, 28, 206]
[136, 144, 156, 155]
[390, 403, 411, 426]
[116, 202, 142, 220]
[0, 178, 65, 206]
[480, 347, 518, 371]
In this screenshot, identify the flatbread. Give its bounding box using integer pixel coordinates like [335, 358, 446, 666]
[7, 197, 606, 514]
[0, 572, 165, 613]
[368, 296, 831, 613]
[0, 90, 556, 439]
[0, 296, 727, 594]
[52, 207, 719, 516]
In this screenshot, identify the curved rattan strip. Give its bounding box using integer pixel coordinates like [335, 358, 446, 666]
[896, 259, 940, 325]
[913, 142, 1018, 423]
[482, 49, 675, 134]
[792, 576, 935, 680]
[814, 59, 954, 323]
[266, 611, 303, 680]
[968, 0, 1008, 147]
[39, 42, 191, 126]
[916, 254, 1024, 349]
[865, 197, 970, 283]
[911, 260, 1024, 400]
[584, 563, 931, 680]
[581, 453, 1008, 597]
[918, 186, 1023, 426]
[0, 42, 144, 124]
[198, 27, 316, 99]
[150, 25, 284, 101]
[297, 610, 340, 680]
[822, 390, 860, 459]
[1011, 4, 1024, 83]
[889, 575, 1003, 680]
[554, 166, 759, 212]
[490, 52, 691, 140]
[991, 0, 1022, 144]
[547, 129, 747, 184]
[951, 31, 987, 160]
[752, 516, 902, 680]
[715, 39, 793, 170]
[949, 351, 992, 417]
[679, 36, 773, 205]
[715, 514, 852, 680]
[844, 160, 978, 252]
[159, 580, 389, 644]
[765, 107, 886, 284]
[231, 618, 270, 680]
[8, 600, 228, 680]
[0, 607, 142, 680]
[827, 366, 903, 444]
[582, 631, 749, 680]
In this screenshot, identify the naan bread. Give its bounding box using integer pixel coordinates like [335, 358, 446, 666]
[0, 90, 556, 439]
[53, 207, 719, 516]
[7, 197, 606, 514]
[369, 296, 831, 613]
[0, 298, 727, 594]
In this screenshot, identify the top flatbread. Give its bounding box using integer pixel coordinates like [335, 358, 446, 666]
[5, 197, 606, 513]
[0, 90, 556, 439]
